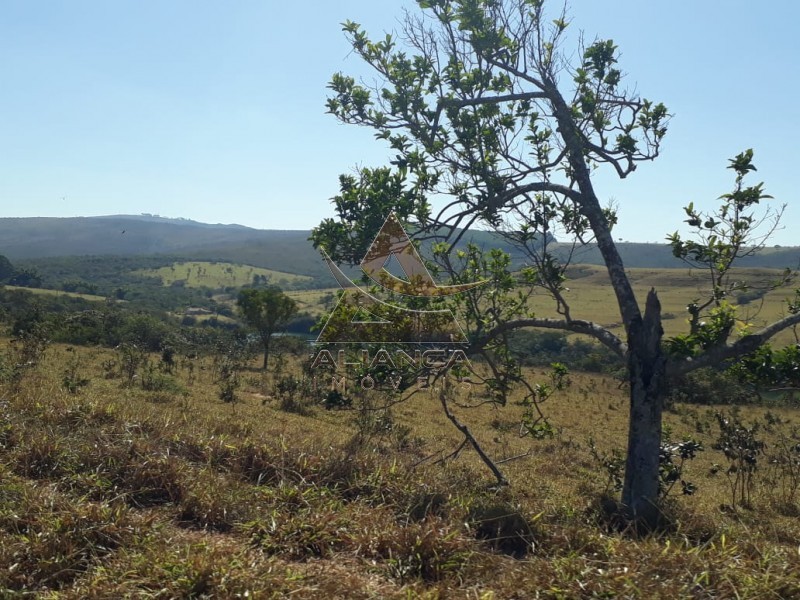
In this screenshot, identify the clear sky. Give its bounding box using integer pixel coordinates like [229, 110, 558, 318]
[1, 1, 798, 245]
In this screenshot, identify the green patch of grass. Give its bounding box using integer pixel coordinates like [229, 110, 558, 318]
[134, 261, 311, 290]
[2, 284, 107, 302]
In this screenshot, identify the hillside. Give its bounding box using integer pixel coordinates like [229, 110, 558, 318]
[2, 216, 800, 286]
[0, 216, 264, 259]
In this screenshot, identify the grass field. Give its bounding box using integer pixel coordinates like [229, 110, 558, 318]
[1, 338, 799, 597]
[530, 265, 800, 345]
[287, 288, 339, 317]
[289, 266, 800, 346]
[134, 261, 312, 290]
[1, 284, 107, 302]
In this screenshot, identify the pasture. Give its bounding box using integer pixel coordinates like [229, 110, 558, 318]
[1, 284, 107, 303]
[0, 337, 798, 597]
[287, 265, 800, 345]
[134, 261, 312, 290]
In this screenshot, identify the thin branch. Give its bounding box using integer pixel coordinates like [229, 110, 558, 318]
[474, 316, 627, 358]
[433, 439, 468, 465]
[496, 450, 534, 465]
[430, 91, 548, 140]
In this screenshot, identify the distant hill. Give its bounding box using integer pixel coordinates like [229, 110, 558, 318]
[1, 216, 799, 286]
[0, 215, 330, 281]
[0, 216, 273, 260]
[561, 242, 800, 270]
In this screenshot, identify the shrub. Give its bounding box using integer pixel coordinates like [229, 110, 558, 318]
[507, 329, 622, 373]
[763, 433, 800, 512]
[62, 353, 90, 394]
[467, 501, 536, 558]
[713, 411, 765, 509]
[323, 389, 352, 410]
[273, 376, 315, 415]
[665, 367, 758, 408]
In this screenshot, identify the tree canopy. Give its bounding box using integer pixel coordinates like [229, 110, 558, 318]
[237, 287, 297, 370]
[313, 0, 800, 527]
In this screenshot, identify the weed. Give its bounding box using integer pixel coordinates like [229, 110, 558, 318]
[713, 411, 765, 509]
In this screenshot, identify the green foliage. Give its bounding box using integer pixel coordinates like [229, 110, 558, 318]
[666, 367, 758, 408]
[272, 375, 315, 415]
[213, 333, 254, 404]
[666, 301, 738, 358]
[729, 343, 800, 390]
[667, 150, 792, 343]
[507, 329, 622, 373]
[7, 267, 42, 288]
[520, 362, 569, 439]
[0, 320, 51, 390]
[0, 254, 15, 282]
[659, 439, 704, 498]
[590, 436, 703, 501]
[117, 342, 147, 387]
[237, 286, 298, 370]
[135, 261, 311, 291]
[61, 352, 90, 394]
[309, 168, 429, 266]
[140, 362, 184, 395]
[322, 389, 352, 410]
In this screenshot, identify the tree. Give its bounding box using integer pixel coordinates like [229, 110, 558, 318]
[0, 255, 14, 283]
[313, 0, 800, 526]
[237, 287, 297, 370]
[8, 267, 41, 288]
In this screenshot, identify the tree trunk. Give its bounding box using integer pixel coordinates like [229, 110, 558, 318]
[262, 337, 270, 371]
[621, 288, 666, 527]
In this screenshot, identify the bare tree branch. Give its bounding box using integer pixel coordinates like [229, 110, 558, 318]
[473, 316, 627, 358]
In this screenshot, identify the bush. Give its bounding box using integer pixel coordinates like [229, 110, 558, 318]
[323, 389, 352, 410]
[273, 376, 315, 415]
[507, 329, 622, 373]
[666, 367, 759, 408]
[467, 501, 536, 558]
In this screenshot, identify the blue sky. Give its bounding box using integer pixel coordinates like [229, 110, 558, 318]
[0, 1, 797, 244]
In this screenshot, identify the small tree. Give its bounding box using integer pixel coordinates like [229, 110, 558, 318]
[237, 287, 297, 370]
[314, 0, 800, 526]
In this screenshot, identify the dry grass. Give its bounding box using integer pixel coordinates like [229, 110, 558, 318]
[286, 265, 800, 343]
[526, 265, 800, 346]
[1, 339, 799, 597]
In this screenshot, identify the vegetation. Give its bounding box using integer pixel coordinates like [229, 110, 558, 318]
[237, 287, 299, 370]
[0, 2, 798, 593]
[0, 339, 799, 596]
[134, 261, 311, 290]
[315, 0, 800, 527]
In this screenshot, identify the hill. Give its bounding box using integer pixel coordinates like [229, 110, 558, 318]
[2, 216, 800, 287]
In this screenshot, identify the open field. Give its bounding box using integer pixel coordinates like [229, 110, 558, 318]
[534, 265, 800, 345]
[134, 261, 312, 290]
[288, 266, 800, 346]
[0, 339, 799, 597]
[286, 288, 339, 317]
[1, 284, 107, 302]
